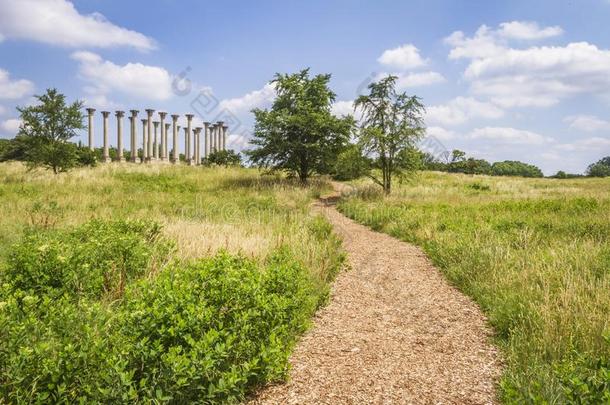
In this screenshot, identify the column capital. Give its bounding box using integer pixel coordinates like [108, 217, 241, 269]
[222, 125, 228, 130]
[164, 123, 170, 129]
[203, 121, 210, 127]
[141, 118, 148, 124]
[86, 107, 96, 114]
[101, 111, 110, 117]
[185, 114, 194, 120]
[158, 111, 167, 119]
[115, 110, 125, 117]
[195, 127, 202, 133]
[130, 109, 139, 117]
[171, 114, 180, 121]
[145, 109, 155, 115]
[177, 125, 181, 131]
[217, 120, 224, 126]
[153, 121, 160, 127]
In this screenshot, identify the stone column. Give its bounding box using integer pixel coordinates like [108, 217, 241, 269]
[194, 127, 202, 165]
[164, 123, 170, 161]
[115, 111, 124, 162]
[101, 111, 110, 162]
[203, 122, 210, 159]
[86, 108, 96, 151]
[210, 124, 216, 152]
[102, 111, 110, 163]
[171, 114, 179, 163]
[222, 125, 228, 151]
[183, 127, 190, 164]
[130, 110, 139, 163]
[158, 112, 167, 161]
[217, 121, 224, 151]
[153, 121, 160, 160]
[145, 109, 154, 161]
[141, 119, 148, 163]
[185, 114, 194, 165]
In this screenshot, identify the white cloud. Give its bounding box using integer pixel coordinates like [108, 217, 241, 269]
[426, 97, 504, 126]
[331, 100, 355, 117]
[564, 115, 610, 132]
[446, 21, 610, 108]
[0, 118, 22, 135]
[394, 71, 445, 89]
[71, 51, 174, 103]
[426, 126, 458, 141]
[378, 44, 427, 69]
[0, 69, 34, 100]
[0, 0, 155, 51]
[555, 137, 610, 152]
[469, 127, 553, 145]
[498, 21, 563, 40]
[0, 105, 6, 116]
[219, 83, 276, 114]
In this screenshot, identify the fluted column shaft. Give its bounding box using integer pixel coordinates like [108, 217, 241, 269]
[145, 109, 154, 161]
[153, 121, 160, 160]
[185, 114, 194, 165]
[222, 125, 228, 151]
[194, 127, 201, 165]
[115, 111, 124, 162]
[164, 123, 170, 160]
[86, 108, 95, 151]
[129, 110, 139, 163]
[171, 115, 179, 163]
[141, 119, 148, 163]
[203, 122, 210, 159]
[158, 112, 167, 161]
[101, 111, 110, 161]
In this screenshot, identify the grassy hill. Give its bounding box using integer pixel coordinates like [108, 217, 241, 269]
[338, 171, 610, 403]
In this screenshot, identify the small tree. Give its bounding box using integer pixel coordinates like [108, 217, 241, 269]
[587, 156, 610, 177]
[204, 149, 242, 167]
[16, 88, 85, 174]
[354, 75, 425, 194]
[247, 69, 353, 183]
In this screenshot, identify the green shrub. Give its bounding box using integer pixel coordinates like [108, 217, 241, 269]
[4, 219, 173, 299]
[491, 160, 544, 178]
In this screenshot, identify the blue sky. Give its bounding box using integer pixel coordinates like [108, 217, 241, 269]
[1, 0, 610, 174]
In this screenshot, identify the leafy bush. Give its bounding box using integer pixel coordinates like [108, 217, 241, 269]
[0, 219, 325, 403]
[448, 158, 492, 175]
[491, 160, 543, 178]
[587, 156, 610, 177]
[332, 144, 370, 180]
[4, 219, 173, 299]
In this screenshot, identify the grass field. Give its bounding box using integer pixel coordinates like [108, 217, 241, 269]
[338, 172, 610, 403]
[0, 162, 344, 402]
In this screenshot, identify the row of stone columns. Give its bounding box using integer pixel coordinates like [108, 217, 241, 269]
[85, 108, 229, 165]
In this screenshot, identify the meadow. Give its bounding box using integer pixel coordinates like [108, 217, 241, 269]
[338, 172, 610, 403]
[0, 162, 344, 403]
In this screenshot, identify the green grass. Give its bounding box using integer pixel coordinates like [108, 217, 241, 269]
[338, 172, 610, 403]
[0, 162, 345, 403]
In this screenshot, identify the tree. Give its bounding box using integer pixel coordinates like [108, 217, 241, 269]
[16, 88, 86, 174]
[354, 75, 426, 193]
[448, 157, 492, 175]
[587, 156, 610, 177]
[247, 69, 353, 183]
[491, 160, 543, 178]
[204, 149, 242, 167]
[332, 143, 371, 180]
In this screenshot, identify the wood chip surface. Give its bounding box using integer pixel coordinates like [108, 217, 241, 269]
[248, 190, 502, 404]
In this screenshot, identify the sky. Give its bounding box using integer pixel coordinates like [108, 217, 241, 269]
[1, 0, 610, 174]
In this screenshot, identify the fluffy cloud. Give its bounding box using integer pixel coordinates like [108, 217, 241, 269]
[0, 69, 34, 100]
[219, 83, 276, 114]
[426, 126, 458, 141]
[445, 22, 610, 108]
[497, 21, 563, 40]
[0, 118, 22, 135]
[469, 127, 553, 145]
[331, 100, 355, 117]
[426, 97, 504, 126]
[71, 51, 174, 103]
[555, 137, 610, 152]
[0, 0, 155, 51]
[564, 115, 610, 132]
[378, 44, 427, 69]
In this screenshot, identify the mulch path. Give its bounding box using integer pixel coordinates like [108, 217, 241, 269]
[248, 188, 502, 404]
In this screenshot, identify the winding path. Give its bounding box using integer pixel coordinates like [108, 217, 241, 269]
[249, 187, 502, 404]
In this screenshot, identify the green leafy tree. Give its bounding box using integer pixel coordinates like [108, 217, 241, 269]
[247, 69, 353, 183]
[332, 143, 371, 180]
[451, 149, 466, 163]
[491, 160, 543, 178]
[448, 157, 492, 175]
[204, 149, 242, 167]
[16, 88, 86, 174]
[354, 75, 425, 194]
[587, 156, 610, 177]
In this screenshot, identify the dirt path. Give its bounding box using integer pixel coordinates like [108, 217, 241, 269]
[249, 187, 502, 404]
